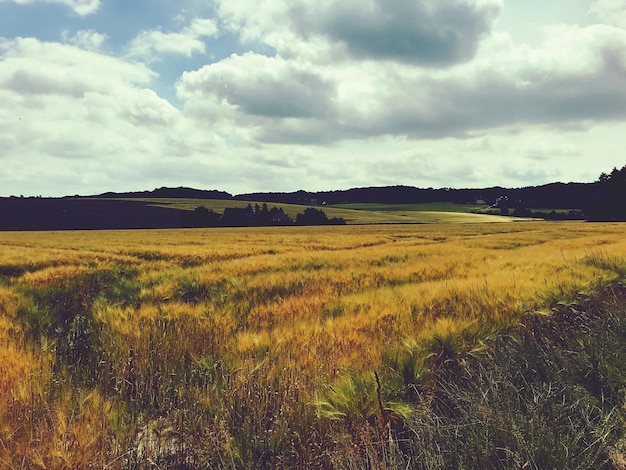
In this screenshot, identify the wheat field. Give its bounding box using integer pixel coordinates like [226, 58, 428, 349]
[2, 221, 626, 468]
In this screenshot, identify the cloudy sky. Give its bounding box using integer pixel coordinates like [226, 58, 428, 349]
[1, 0, 625, 196]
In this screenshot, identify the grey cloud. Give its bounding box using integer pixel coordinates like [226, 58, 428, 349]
[256, 118, 349, 145]
[178, 23, 626, 152]
[253, 156, 300, 169]
[1, 69, 87, 98]
[257, 52, 626, 146]
[217, 70, 335, 119]
[290, 0, 501, 65]
[351, 49, 626, 140]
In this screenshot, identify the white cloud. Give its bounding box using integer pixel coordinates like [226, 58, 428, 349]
[354, 26, 626, 139]
[178, 53, 336, 120]
[0, 37, 155, 97]
[186, 18, 220, 38]
[61, 29, 107, 51]
[519, 139, 580, 161]
[0, 37, 230, 196]
[2, 1, 626, 196]
[0, 0, 100, 15]
[175, 23, 626, 146]
[127, 18, 219, 61]
[589, 0, 626, 29]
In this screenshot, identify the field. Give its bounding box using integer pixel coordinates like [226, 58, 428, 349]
[332, 202, 490, 213]
[124, 198, 513, 224]
[3, 221, 626, 468]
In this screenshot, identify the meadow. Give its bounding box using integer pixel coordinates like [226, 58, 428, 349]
[120, 198, 510, 224]
[2, 221, 626, 468]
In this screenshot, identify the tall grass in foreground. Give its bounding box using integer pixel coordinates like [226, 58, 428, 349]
[2, 222, 626, 467]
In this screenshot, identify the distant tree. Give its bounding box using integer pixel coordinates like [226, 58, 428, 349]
[610, 166, 626, 185]
[248, 203, 274, 225]
[296, 208, 345, 225]
[221, 206, 254, 226]
[259, 203, 271, 224]
[268, 207, 292, 225]
[587, 165, 626, 221]
[181, 206, 220, 227]
[296, 208, 328, 225]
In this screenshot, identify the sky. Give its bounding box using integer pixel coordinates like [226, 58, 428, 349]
[1, 0, 626, 196]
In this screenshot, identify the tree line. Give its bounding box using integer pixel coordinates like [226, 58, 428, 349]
[585, 165, 626, 221]
[181, 204, 346, 228]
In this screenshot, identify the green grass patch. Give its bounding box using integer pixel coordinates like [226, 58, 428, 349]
[333, 202, 490, 213]
[332, 202, 516, 223]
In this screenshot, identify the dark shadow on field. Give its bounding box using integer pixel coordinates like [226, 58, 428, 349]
[0, 198, 186, 231]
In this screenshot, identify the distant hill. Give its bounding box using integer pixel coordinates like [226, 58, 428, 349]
[93, 186, 233, 200]
[3, 165, 626, 230]
[235, 182, 597, 209]
[85, 182, 597, 209]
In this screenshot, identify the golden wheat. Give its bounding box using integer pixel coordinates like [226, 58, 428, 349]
[2, 221, 626, 467]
